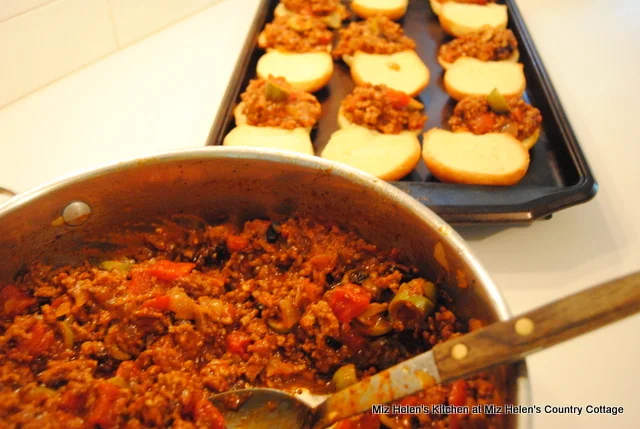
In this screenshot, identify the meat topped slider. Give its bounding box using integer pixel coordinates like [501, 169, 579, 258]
[449, 89, 543, 149]
[256, 15, 334, 93]
[333, 17, 430, 97]
[224, 76, 321, 155]
[438, 27, 519, 70]
[274, 0, 347, 29]
[322, 84, 426, 181]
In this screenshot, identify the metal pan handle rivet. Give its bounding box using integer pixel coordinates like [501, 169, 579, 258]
[62, 201, 92, 226]
[451, 343, 468, 360]
[514, 317, 535, 336]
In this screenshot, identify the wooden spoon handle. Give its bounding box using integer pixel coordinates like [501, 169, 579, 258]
[433, 271, 640, 383]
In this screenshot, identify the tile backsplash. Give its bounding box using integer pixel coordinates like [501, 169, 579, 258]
[0, 0, 222, 108]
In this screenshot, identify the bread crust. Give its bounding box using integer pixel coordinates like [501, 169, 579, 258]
[443, 58, 525, 101]
[522, 127, 540, 150]
[223, 125, 315, 156]
[430, 0, 443, 16]
[422, 129, 530, 186]
[256, 51, 334, 93]
[321, 126, 421, 181]
[439, 3, 508, 37]
[351, 51, 430, 97]
[437, 50, 519, 70]
[351, 0, 408, 21]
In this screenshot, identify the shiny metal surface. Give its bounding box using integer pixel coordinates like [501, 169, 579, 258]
[0, 147, 530, 428]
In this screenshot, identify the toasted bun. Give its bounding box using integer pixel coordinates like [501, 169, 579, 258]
[351, 0, 408, 20]
[223, 125, 315, 156]
[234, 102, 313, 133]
[430, 0, 443, 16]
[321, 126, 421, 181]
[256, 51, 333, 93]
[274, 3, 290, 18]
[422, 129, 529, 186]
[522, 127, 541, 150]
[439, 3, 508, 37]
[351, 51, 430, 97]
[444, 57, 525, 100]
[337, 108, 422, 136]
[438, 50, 519, 70]
[343, 54, 354, 67]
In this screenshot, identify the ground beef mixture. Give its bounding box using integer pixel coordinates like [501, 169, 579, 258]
[333, 17, 416, 59]
[239, 77, 321, 129]
[341, 84, 427, 134]
[0, 215, 504, 429]
[449, 96, 543, 141]
[281, 0, 343, 17]
[258, 16, 333, 53]
[439, 28, 518, 64]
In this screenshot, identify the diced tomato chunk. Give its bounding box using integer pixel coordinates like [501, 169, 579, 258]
[19, 322, 54, 357]
[128, 261, 195, 294]
[88, 382, 122, 428]
[340, 329, 367, 353]
[357, 413, 380, 429]
[60, 390, 87, 413]
[141, 295, 171, 311]
[143, 260, 196, 282]
[449, 380, 467, 407]
[225, 331, 251, 358]
[326, 284, 371, 323]
[448, 380, 468, 429]
[386, 89, 411, 109]
[128, 270, 154, 294]
[194, 399, 226, 429]
[309, 254, 337, 271]
[226, 235, 249, 252]
[0, 284, 37, 317]
[336, 414, 380, 429]
[473, 112, 496, 134]
[398, 395, 420, 407]
[115, 361, 141, 380]
[51, 296, 65, 309]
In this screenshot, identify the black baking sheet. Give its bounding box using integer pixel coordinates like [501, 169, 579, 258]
[206, 0, 598, 224]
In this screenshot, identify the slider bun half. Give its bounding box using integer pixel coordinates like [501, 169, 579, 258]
[351, 0, 409, 21]
[351, 50, 430, 97]
[256, 50, 334, 93]
[223, 125, 315, 156]
[444, 57, 525, 101]
[439, 3, 508, 37]
[321, 126, 421, 181]
[422, 129, 530, 186]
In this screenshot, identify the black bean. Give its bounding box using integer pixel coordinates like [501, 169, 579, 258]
[385, 264, 419, 283]
[36, 296, 52, 307]
[349, 270, 368, 285]
[266, 224, 280, 243]
[192, 244, 230, 267]
[48, 379, 69, 389]
[325, 337, 343, 350]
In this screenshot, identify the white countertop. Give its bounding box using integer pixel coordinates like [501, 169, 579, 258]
[1, 0, 639, 427]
